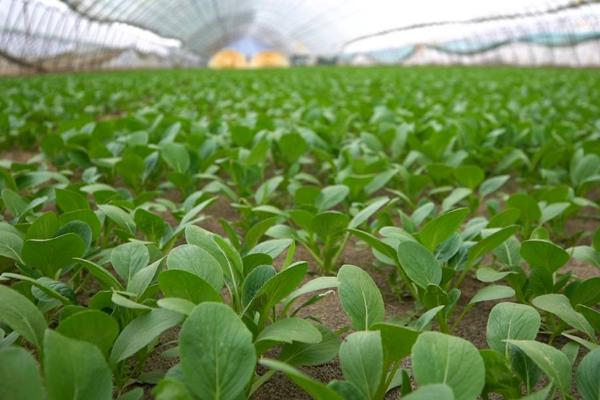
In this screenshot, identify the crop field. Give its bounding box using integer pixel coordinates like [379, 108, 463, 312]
[0, 66, 599, 400]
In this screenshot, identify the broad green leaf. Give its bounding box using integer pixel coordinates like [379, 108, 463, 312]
[442, 188, 472, 211]
[284, 276, 339, 309]
[180, 302, 255, 400]
[532, 294, 595, 339]
[152, 378, 194, 400]
[455, 165, 485, 189]
[486, 302, 540, 356]
[134, 208, 165, 242]
[506, 193, 541, 226]
[26, 211, 58, 239]
[419, 208, 469, 251]
[414, 305, 445, 331]
[476, 267, 513, 283]
[493, 236, 521, 267]
[505, 340, 571, 396]
[2, 188, 28, 218]
[315, 185, 349, 211]
[0, 347, 45, 400]
[242, 265, 276, 307]
[245, 262, 307, 315]
[339, 331, 383, 400]
[568, 246, 600, 268]
[55, 188, 90, 212]
[44, 330, 113, 400]
[127, 258, 161, 296]
[349, 197, 389, 229]
[161, 142, 190, 173]
[60, 209, 102, 241]
[487, 208, 521, 228]
[249, 238, 293, 259]
[22, 233, 86, 277]
[311, 211, 350, 238]
[57, 310, 119, 357]
[110, 309, 184, 364]
[479, 349, 520, 399]
[469, 285, 514, 304]
[337, 264, 385, 330]
[75, 258, 123, 289]
[571, 153, 600, 187]
[157, 298, 196, 316]
[1, 273, 73, 305]
[166, 244, 224, 292]
[403, 384, 455, 400]
[412, 331, 485, 400]
[411, 202, 435, 226]
[111, 242, 149, 284]
[576, 347, 600, 400]
[371, 321, 419, 365]
[158, 269, 222, 304]
[540, 202, 570, 224]
[348, 228, 396, 260]
[255, 176, 284, 204]
[259, 359, 343, 400]
[255, 318, 321, 345]
[97, 205, 136, 234]
[520, 239, 569, 272]
[111, 292, 151, 310]
[396, 241, 442, 289]
[279, 133, 307, 163]
[467, 225, 518, 266]
[0, 285, 47, 349]
[479, 175, 510, 197]
[280, 325, 340, 366]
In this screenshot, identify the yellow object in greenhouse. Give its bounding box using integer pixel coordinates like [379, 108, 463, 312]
[250, 51, 290, 68]
[208, 49, 247, 69]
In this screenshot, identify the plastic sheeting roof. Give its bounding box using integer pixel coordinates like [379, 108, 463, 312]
[59, 0, 597, 55]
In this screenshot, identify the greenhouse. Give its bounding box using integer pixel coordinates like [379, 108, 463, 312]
[0, 1, 599, 400]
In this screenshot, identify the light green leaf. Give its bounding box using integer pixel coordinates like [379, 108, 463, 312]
[22, 233, 86, 277]
[532, 294, 595, 339]
[0, 285, 47, 350]
[44, 330, 113, 400]
[396, 241, 442, 289]
[576, 347, 600, 400]
[166, 244, 224, 292]
[486, 302, 540, 356]
[180, 302, 256, 400]
[158, 269, 222, 304]
[403, 384, 455, 400]
[521, 240, 569, 272]
[337, 264, 385, 330]
[57, 310, 119, 357]
[315, 185, 349, 211]
[110, 309, 184, 364]
[256, 318, 321, 345]
[419, 208, 469, 251]
[505, 340, 571, 396]
[349, 197, 389, 229]
[0, 347, 45, 400]
[111, 242, 149, 284]
[469, 285, 515, 304]
[412, 331, 485, 400]
[339, 331, 383, 400]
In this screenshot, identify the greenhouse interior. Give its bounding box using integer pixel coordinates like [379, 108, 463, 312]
[1, 1, 600, 400]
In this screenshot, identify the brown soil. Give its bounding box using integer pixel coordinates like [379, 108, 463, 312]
[0, 149, 38, 163]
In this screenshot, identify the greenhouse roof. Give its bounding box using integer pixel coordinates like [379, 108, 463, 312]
[56, 0, 598, 55]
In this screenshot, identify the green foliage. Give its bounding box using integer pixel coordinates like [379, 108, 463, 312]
[1, 67, 599, 398]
